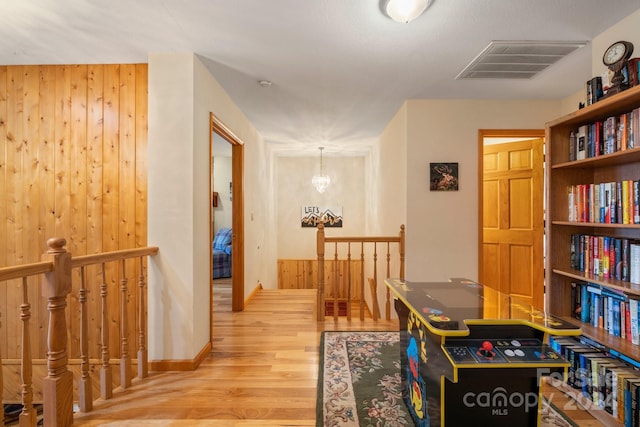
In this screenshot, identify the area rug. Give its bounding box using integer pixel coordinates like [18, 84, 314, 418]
[317, 331, 577, 427]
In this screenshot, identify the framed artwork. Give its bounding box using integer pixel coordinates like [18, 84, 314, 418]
[301, 206, 343, 228]
[430, 162, 459, 191]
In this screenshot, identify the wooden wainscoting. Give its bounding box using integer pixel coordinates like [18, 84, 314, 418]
[277, 259, 362, 300]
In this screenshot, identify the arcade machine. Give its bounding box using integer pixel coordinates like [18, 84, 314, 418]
[385, 278, 581, 427]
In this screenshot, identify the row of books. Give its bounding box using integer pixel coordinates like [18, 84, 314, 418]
[570, 234, 640, 284]
[570, 282, 640, 342]
[568, 107, 640, 161]
[567, 180, 640, 224]
[549, 335, 639, 424]
[586, 59, 640, 106]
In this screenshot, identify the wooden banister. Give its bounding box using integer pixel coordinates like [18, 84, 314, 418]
[0, 238, 158, 426]
[316, 224, 405, 322]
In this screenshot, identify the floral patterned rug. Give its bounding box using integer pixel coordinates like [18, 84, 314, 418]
[316, 331, 577, 427]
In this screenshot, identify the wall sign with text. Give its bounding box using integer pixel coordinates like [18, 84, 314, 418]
[301, 206, 343, 228]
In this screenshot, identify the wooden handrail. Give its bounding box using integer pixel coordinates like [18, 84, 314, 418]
[317, 224, 405, 322]
[70, 247, 158, 268]
[0, 261, 54, 282]
[0, 238, 159, 427]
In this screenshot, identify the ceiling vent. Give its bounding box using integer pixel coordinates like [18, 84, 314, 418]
[456, 40, 588, 79]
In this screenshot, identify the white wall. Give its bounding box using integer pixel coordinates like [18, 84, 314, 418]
[147, 52, 274, 362]
[213, 156, 233, 234]
[403, 99, 562, 283]
[276, 156, 366, 259]
[369, 103, 408, 237]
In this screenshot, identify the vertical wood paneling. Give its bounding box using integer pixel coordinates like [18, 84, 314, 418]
[0, 64, 148, 361]
[38, 65, 57, 357]
[135, 65, 148, 353]
[23, 65, 42, 357]
[135, 65, 148, 248]
[54, 65, 73, 349]
[102, 64, 122, 358]
[119, 65, 137, 352]
[86, 64, 104, 358]
[6, 67, 25, 356]
[54, 66, 71, 240]
[69, 64, 89, 357]
[0, 66, 8, 350]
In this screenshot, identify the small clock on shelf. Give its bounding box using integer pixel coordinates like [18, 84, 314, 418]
[602, 40, 634, 98]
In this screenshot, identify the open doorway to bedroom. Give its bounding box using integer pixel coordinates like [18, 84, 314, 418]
[210, 113, 245, 339]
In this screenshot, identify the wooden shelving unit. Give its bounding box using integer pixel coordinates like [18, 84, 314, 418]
[546, 84, 640, 427]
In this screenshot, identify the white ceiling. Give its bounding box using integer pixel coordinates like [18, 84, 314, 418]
[2, 0, 640, 155]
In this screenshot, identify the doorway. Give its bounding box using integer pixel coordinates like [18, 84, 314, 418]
[478, 129, 545, 309]
[210, 113, 245, 332]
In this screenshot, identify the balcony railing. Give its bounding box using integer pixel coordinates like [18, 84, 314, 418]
[0, 237, 158, 427]
[316, 224, 405, 322]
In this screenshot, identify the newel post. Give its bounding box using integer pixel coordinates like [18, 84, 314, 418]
[41, 238, 74, 427]
[316, 223, 325, 322]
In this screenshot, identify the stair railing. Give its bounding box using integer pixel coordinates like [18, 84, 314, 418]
[316, 224, 405, 322]
[0, 237, 158, 427]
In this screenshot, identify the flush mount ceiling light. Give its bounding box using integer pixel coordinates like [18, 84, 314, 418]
[312, 147, 330, 193]
[380, 0, 432, 23]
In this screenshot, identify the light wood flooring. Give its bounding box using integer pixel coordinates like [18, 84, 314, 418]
[72, 280, 398, 426]
[70, 280, 604, 426]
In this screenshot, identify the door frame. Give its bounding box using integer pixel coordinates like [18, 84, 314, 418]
[210, 113, 245, 318]
[477, 129, 545, 290]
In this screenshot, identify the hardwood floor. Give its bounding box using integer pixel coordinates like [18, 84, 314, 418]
[73, 281, 398, 426]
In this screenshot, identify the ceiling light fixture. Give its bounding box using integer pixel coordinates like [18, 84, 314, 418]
[312, 147, 330, 194]
[381, 0, 432, 23]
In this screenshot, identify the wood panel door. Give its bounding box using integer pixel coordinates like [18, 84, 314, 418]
[482, 138, 544, 309]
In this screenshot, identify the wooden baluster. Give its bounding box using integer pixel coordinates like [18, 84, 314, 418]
[360, 242, 365, 321]
[316, 223, 325, 321]
[347, 243, 352, 321]
[20, 276, 36, 426]
[137, 256, 148, 379]
[41, 237, 74, 427]
[120, 260, 132, 388]
[100, 263, 113, 400]
[78, 266, 93, 412]
[386, 242, 391, 320]
[399, 225, 406, 280]
[333, 242, 338, 321]
[372, 243, 379, 321]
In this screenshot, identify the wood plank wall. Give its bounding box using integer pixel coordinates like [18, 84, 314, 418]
[277, 259, 363, 299]
[0, 64, 148, 364]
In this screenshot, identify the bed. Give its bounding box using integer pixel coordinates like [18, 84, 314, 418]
[212, 227, 232, 279]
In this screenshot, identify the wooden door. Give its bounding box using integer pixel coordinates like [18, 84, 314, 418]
[481, 138, 544, 309]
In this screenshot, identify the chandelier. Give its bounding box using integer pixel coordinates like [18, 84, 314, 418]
[312, 147, 330, 193]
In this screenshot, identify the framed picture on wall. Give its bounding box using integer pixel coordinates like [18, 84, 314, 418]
[430, 162, 459, 191]
[301, 206, 343, 228]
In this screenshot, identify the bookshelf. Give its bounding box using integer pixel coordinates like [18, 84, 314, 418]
[546, 84, 640, 426]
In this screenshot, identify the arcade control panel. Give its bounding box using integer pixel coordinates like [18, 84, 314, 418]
[443, 338, 564, 365]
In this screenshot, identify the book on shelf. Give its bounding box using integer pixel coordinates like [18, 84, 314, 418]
[570, 233, 639, 283]
[567, 180, 640, 225]
[632, 242, 640, 285]
[570, 281, 640, 343]
[568, 107, 640, 159]
[549, 334, 640, 422]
